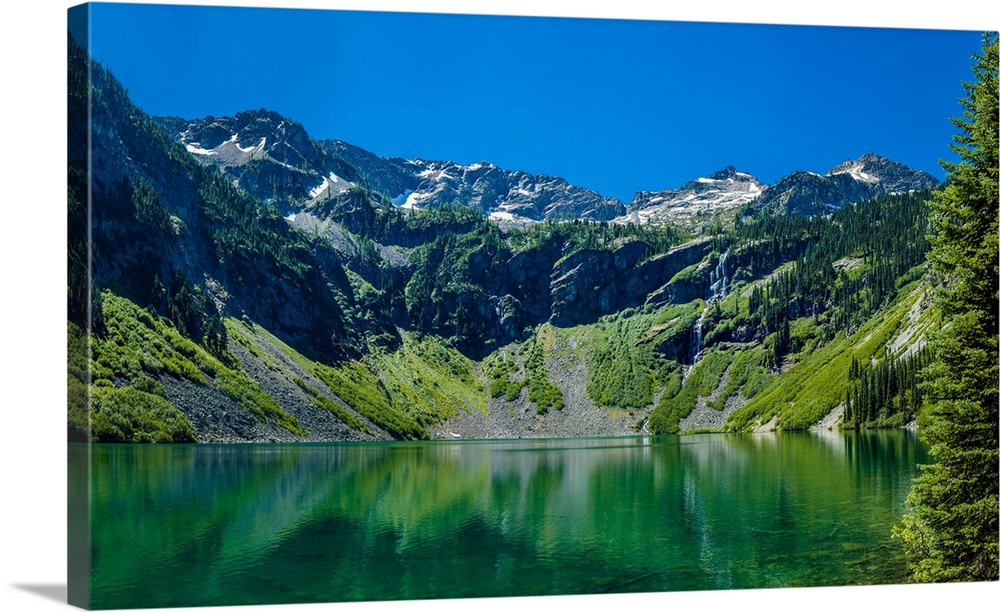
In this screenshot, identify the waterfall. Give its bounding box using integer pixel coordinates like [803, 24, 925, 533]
[709, 250, 729, 298]
[686, 250, 730, 372]
[687, 312, 705, 366]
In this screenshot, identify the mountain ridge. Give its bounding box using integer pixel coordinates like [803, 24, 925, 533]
[157, 110, 939, 228]
[751, 152, 940, 217]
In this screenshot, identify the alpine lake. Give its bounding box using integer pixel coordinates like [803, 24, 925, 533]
[72, 430, 928, 609]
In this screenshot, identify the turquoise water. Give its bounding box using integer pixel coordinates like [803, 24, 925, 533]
[76, 430, 928, 609]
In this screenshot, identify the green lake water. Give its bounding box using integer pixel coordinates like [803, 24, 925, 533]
[73, 430, 928, 609]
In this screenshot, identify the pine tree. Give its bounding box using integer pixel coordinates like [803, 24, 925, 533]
[894, 32, 998, 582]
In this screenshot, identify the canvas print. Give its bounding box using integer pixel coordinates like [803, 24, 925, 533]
[67, 2, 998, 609]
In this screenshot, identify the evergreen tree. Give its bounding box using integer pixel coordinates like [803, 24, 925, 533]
[894, 32, 998, 582]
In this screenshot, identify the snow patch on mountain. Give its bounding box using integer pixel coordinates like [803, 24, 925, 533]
[235, 136, 266, 154]
[418, 165, 455, 182]
[185, 143, 217, 156]
[403, 191, 432, 209]
[830, 161, 879, 184]
[308, 172, 352, 201]
[489, 210, 536, 224]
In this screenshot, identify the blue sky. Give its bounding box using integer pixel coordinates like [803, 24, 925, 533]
[78, 2, 984, 202]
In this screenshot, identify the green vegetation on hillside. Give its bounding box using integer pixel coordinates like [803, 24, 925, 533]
[844, 346, 930, 429]
[483, 330, 564, 414]
[71, 291, 308, 442]
[724, 281, 927, 431]
[647, 350, 732, 434]
[732, 189, 932, 347]
[635, 183, 938, 434]
[404, 214, 508, 355]
[292, 377, 372, 435]
[321, 191, 489, 247]
[507, 217, 686, 257]
[309, 360, 427, 440]
[67, 323, 91, 442]
[230, 320, 487, 440]
[523, 330, 564, 413]
[375, 332, 488, 421]
[583, 304, 697, 413]
[484, 350, 523, 401]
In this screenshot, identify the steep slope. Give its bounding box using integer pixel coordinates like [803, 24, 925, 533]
[75, 56, 362, 362]
[69, 36, 387, 442]
[723, 280, 932, 432]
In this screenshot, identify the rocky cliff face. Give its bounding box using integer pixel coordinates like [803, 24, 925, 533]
[320, 140, 416, 200]
[753, 171, 852, 216]
[549, 238, 713, 326]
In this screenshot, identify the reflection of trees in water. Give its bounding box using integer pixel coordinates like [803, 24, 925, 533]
[843, 429, 927, 493]
[87, 432, 928, 607]
[672, 431, 928, 587]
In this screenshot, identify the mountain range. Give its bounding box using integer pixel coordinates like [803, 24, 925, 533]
[156, 110, 939, 231]
[70, 35, 942, 444]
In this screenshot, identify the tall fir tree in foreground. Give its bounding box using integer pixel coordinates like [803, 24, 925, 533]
[894, 32, 999, 582]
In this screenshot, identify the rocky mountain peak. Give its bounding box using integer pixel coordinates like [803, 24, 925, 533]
[705, 166, 740, 181]
[751, 154, 941, 217]
[827, 153, 939, 194]
[155, 111, 359, 207]
[620, 167, 765, 233]
[394, 158, 625, 222]
[173, 109, 316, 168]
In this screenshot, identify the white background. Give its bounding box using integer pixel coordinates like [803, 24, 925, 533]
[1, 1, 997, 611]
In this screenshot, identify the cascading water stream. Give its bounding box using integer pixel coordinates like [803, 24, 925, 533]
[685, 250, 729, 375]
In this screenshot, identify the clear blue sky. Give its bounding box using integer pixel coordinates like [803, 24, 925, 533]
[78, 2, 984, 202]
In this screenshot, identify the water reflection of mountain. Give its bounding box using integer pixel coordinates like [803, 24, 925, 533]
[86, 432, 928, 607]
